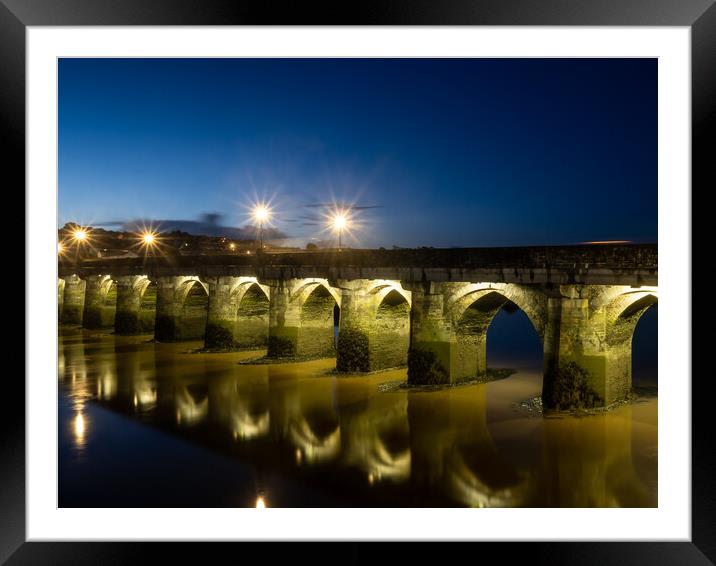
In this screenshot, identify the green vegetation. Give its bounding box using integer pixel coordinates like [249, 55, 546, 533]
[204, 323, 235, 350]
[543, 361, 603, 411]
[267, 335, 296, 358]
[336, 329, 370, 372]
[407, 348, 449, 385]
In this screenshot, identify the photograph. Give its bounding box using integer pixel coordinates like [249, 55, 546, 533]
[56, 57, 659, 509]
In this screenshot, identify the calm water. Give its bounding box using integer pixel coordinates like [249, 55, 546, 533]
[58, 327, 657, 508]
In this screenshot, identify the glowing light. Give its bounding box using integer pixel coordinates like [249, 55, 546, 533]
[58, 242, 64, 254]
[331, 212, 348, 231]
[142, 232, 155, 245]
[253, 204, 271, 224]
[73, 229, 87, 241]
[328, 208, 351, 250]
[255, 496, 267, 508]
[74, 413, 86, 442]
[229, 243, 236, 250]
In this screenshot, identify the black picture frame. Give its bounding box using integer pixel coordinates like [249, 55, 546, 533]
[5, 0, 712, 563]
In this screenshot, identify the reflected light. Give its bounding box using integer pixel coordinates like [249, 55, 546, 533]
[73, 412, 86, 446]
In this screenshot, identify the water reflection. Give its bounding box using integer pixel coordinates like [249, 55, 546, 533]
[58, 329, 657, 507]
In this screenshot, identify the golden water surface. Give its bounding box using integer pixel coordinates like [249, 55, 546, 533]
[58, 328, 657, 508]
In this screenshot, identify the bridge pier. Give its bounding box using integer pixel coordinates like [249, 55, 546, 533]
[154, 276, 209, 342]
[406, 282, 547, 386]
[82, 274, 117, 329]
[406, 284, 462, 385]
[204, 277, 270, 349]
[336, 279, 411, 372]
[58, 278, 65, 320]
[114, 275, 157, 335]
[266, 278, 340, 359]
[542, 285, 658, 410]
[60, 274, 86, 325]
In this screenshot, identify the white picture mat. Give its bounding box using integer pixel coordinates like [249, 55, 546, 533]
[26, 26, 690, 541]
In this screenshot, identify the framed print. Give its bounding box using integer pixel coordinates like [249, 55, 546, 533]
[6, 0, 713, 563]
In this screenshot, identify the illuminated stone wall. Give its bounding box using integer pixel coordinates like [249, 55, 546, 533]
[60, 275, 86, 325]
[336, 279, 411, 372]
[115, 275, 156, 335]
[541, 285, 658, 410]
[57, 261, 657, 411]
[81, 274, 117, 329]
[265, 278, 341, 359]
[154, 276, 209, 342]
[205, 276, 270, 350]
[57, 278, 65, 320]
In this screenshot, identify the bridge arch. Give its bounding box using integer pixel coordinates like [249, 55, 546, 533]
[603, 290, 658, 400]
[234, 281, 270, 348]
[83, 274, 118, 329]
[449, 285, 545, 381]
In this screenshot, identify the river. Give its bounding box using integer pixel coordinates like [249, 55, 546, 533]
[58, 327, 657, 508]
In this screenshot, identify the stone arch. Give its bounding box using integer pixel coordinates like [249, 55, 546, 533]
[83, 274, 118, 329]
[366, 281, 412, 311]
[296, 283, 340, 358]
[293, 279, 342, 309]
[60, 274, 86, 325]
[115, 275, 158, 335]
[450, 286, 545, 381]
[372, 289, 411, 369]
[58, 278, 66, 320]
[449, 284, 545, 338]
[234, 282, 270, 348]
[138, 278, 157, 333]
[602, 290, 658, 401]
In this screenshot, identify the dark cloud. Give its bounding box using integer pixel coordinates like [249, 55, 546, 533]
[96, 212, 288, 241]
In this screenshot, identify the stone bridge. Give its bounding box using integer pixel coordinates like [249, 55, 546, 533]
[58, 245, 658, 411]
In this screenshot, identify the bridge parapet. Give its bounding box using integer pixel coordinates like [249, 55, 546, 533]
[59, 244, 657, 287]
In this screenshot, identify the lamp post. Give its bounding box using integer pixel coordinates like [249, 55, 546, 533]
[253, 205, 271, 251]
[72, 227, 88, 263]
[331, 211, 348, 251]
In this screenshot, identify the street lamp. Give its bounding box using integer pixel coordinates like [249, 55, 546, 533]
[70, 226, 90, 262]
[253, 204, 271, 250]
[331, 210, 349, 251]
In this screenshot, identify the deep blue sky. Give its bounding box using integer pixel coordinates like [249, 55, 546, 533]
[59, 58, 657, 248]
